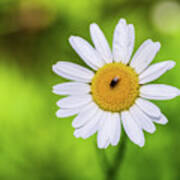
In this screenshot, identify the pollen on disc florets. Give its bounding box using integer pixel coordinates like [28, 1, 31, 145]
[91, 63, 140, 112]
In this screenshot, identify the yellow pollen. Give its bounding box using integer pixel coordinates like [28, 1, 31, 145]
[91, 63, 140, 112]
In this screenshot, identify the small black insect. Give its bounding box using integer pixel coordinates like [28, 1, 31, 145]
[110, 76, 120, 88]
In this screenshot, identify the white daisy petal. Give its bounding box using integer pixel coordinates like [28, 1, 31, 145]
[103, 140, 111, 149]
[113, 19, 135, 64]
[139, 61, 176, 84]
[135, 98, 161, 118]
[153, 113, 168, 125]
[53, 82, 90, 95]
[90, 23, 113, 63]
[131, 40, 152, 67]
[69, 36, 105, 70]
[130, 104, 156, 134]
[110, 113, 121, 146]
[140, 84, 180, 100]
[57, 95, 92, 108]
[130, 40, 161, 74]
[98, 112, 120, 148]
[74, 108, 104, 139]
[126, 24, 135, 63]
[72, 102, 98, 128]
[56, 108, 80, 118]
[52, 61, 94, 82]
[121, 111, 145, 147]
[97, 112, 111, 149]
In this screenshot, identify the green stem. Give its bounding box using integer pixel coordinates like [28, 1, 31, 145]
[96, 130, 127, 180]
[106, 131, 127, 180]
[96, 146, 110, 174]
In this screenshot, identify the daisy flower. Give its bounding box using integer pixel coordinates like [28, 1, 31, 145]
[52, 18, 180, 148]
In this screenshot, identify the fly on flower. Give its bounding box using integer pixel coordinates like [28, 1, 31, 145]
[52, 18, 180, 148]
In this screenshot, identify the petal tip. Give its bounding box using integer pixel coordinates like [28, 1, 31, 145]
[55, 110, 59, 117]
[56, 100, 61, 107]
[128, 24, 134, 29]
[168, 61, 176, 70]
[155, 41, 161, 49]
[52, 65, 56, 72]
[90, 23, 97, 28]
[149, 127, 156, 134]
[52, 89, 57, 95]
[90, 23, 99, 34]
[119, 18, 127, 24]
[73, 130, 80, 138]
[138, 141, 145, 147]
[98, 143, 109, 149]
[161, 115, 168, 125]
[111, 141, 119, 146]
[177, 89, 180, 96]
[146, 39, 153, 43]
[98, 146, 106, 149]
[69, 35, 77, 43]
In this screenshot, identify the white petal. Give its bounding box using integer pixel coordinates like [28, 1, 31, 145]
[126, 24, 135, 63]
[103, 139, 111, 149]
[74, 108, 104, 139]
[90, 23, 113, 63]
[121, 111, 145, 147]
[139, 61, 176, 84]
[56, 108, 80, 118]
[130, 40, 161, 74]
[113, 19, 135, 64]
[130, 104, 156, 134]
[57, 95, 92, 108]
[131, 40, 152, 67]
[140, 84, 180, 100]
[97, 112, 111, 149]
[53, 82, 90, 95]
[52, 61, 94, 82]
[72, 102, 98, 128]
[153, 113, 168, 125]
[109, 113, 121, 146]
[98, 112, 120, 148]
[69, 36, 105, 70]
[135, 98, 161, 118]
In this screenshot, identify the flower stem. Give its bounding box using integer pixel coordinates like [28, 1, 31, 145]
[96, 130, 127, 180]
[105, 131, 127, 180]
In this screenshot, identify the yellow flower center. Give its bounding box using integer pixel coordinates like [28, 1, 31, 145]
[91, 63, 140, 112]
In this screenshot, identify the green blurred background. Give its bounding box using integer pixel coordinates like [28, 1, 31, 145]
[0, 0, 180, 179]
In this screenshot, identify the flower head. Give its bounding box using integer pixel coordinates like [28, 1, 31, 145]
[52, 18, 180, 148]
